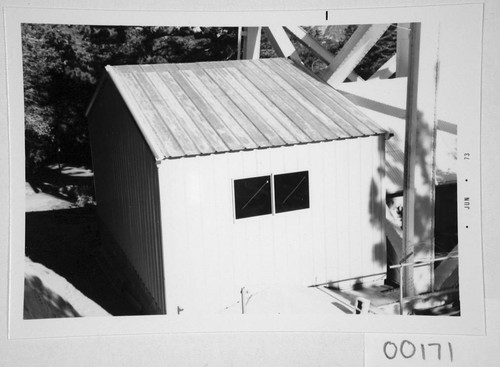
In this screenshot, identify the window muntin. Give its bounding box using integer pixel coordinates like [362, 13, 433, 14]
[273, 171, 309, 213]
[233, 175, 272, 219]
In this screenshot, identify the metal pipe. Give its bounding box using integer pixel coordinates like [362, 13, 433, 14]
[391, 254, 458, 315]
[389, 255, 458, 269]
[308, 272, 387, 288]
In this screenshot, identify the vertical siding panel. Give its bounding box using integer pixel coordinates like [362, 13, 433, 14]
[286, 148, 301, 284]
[323, 141, 338, 282]
[279, 147, 299, 284]
[197, 156, 209, 307]
[378, 135, 387, 275]
[157, 172, 166, 313]
[311, 142, 326, 284]
[275, 148, 291, 283]
[233, 152, 247, 292]
[333, 141, 341, 282]
[159, 163, 178, 315]
[159, 165, 171, 314]
[152, 139, 386, 314]
[151, 169, 160, 309]
[145, 168, 154, 306]
[294, 145, 307, 284]
[360, 137, 374, 278]
[150, 166, 161, 311]
[223, 154, 235, 309]
[301, 144, 313, 284]
[245, 152, 260, 288]
[147, 165, 159, 308]
[360, 136, 370, 277]
[257, 149, 274, 287]
[139, 146, 149, 299]
[316, 142, 328, 284]
[200, 155, 217, 309]
[137, 154, 145, 292]
[181, 159, 197, 312]
[335, 140, 348, 280]
[170, 159, 190, 312]
[369, 136, 379, 276]
[239, 152, 251, 289]
[348, 138, 363, 278]
[296, 147, 308, 284]
[225, 153, 236, 310]
[89, 79, 166, 314]
[219, 153, 234, 310]
[269, 147, 285, 284]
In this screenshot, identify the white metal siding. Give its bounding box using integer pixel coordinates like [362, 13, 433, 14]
[158, 136, 386, 315]
[88, 79, 166, 313]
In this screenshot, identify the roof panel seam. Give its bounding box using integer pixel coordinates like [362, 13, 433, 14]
[253, 59, 339, 140]
[274, 59, 384, 135]
[227, 66, 313, 144]
[131, 70, 194, 157]
[152, 66, 230, 153]
[140, 65, 216, 155]
[203, 67, 290, 147]
[230, 64, 315, 143]
[181, 68, 265, 150]
[164, 69, 240, 152]
[266, 58, 361, 138]
[238, 61, 323, 142]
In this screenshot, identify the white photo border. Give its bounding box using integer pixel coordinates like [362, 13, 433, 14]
[5, 3, 485, 339]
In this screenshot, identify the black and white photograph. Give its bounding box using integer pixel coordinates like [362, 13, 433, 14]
[4, 0, 500, 365]
[22, 22, 461, 319]
[1, 1, 489, 351]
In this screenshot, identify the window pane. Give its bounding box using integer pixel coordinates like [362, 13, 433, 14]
[234, 175, 272, 219]
[274, 171, 309, 213]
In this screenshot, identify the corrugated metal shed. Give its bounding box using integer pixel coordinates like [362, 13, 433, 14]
[88, 57, 389, 314]
[104, 58, 386, 160]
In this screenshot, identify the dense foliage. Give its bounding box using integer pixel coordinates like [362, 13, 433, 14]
[22, 24, 395, 175]
[22, 25, 239, 174]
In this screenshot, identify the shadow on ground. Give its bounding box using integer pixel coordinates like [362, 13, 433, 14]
[25, 207, 141, 317]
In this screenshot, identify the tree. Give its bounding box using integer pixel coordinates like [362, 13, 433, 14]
[22, 25, 238, 175]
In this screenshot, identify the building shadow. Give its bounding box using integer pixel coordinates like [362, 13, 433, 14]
[25, 207, 141, 317]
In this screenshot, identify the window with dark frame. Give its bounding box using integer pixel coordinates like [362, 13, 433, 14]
[233, 175, 272, 219]
[233, 171, 310, 219]
[274, 171, 309, 213]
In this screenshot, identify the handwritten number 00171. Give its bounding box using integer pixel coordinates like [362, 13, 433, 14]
[383, 341, 453, 362]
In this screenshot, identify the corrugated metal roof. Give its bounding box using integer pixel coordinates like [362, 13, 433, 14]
[103, 58, 386, 160]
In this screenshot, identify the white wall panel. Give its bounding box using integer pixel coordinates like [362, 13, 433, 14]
[159, 136, 386, 314]
[336, 140, 351, 279]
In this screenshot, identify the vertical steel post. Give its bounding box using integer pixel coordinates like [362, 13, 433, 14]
[402, 21, 439, 297]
